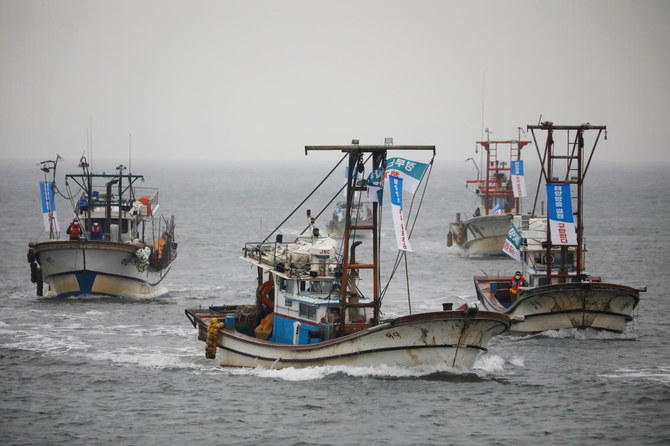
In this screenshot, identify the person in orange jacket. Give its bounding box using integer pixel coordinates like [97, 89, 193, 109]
[509, 271, 527, 298]
[66, 219, 82, 240]
[90, 222, 103, 240]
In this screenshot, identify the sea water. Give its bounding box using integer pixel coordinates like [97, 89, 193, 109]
[1, 158, 669, 445]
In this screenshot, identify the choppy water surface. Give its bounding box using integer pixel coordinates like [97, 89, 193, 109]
[1, 159, 669, 445]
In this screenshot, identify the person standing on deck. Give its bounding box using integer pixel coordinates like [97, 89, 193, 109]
[90, 222, 103, 240]
[66, 219, 82, 240]
[509, 271, 527, 299]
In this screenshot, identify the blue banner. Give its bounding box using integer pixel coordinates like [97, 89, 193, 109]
[511, 160, 527, 198]
[389, 176, 412, 251]
[40, 181, 60, 234]
[40, 181, 55, 213]
[546, 184, 577, 245]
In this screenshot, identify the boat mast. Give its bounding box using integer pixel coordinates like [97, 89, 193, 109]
[473, 137, 530, 215]
[305, 143, 435, 332]
[527, 122, 606, 282]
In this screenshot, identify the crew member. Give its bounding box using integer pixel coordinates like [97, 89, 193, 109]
[154, 234, 166, 259]
[66, 219, 82, 240]
[509, 271, 527, 298]
[90, 222, 103, 240]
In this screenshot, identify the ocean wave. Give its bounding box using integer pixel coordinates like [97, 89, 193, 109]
[522, 327, 639, 341]
[599, 365, 670, 385]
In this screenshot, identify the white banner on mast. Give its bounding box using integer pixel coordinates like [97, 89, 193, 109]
[389, 176, 412, 252]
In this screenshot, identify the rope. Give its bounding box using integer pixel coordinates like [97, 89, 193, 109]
[300, 153, 373, 237]
[404, 254, 411, 314]
[259, 153, 348, 247]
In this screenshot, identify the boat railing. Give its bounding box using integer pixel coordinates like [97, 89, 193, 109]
[134, 188, 159, 209]
[243, 241, 340, 278]
[77, 188, 159, 215]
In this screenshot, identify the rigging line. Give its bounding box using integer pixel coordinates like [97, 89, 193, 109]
[407, 156, 435, 235]
[529, 128, 548, 217]
[64, 181, 78, 216]
[259, 153, 348, 247]
[404, 254, 412, 314]
[302, 153, 372, 235]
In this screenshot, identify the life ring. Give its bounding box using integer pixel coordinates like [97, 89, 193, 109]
[258, 280, 274, 308]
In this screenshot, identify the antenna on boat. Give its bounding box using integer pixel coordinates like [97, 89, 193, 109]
[481, 72, 486, 140]
[129, 133, 132, 173]
[88, 115, 94, 171]
[466, 157, 479, 182]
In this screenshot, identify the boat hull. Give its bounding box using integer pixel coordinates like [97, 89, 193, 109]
[474, 276, 641, 334]
[30, 240, 170, 298]
[186, 308, 510, 370]
[449, 214, 512, 257]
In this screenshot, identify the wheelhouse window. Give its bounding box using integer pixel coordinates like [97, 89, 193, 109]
[299, 303, 317, 320]
[308, 280, 336, 295]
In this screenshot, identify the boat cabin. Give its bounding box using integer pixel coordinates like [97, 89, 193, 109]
[74, 191, 158, 243]
[243, 233, 372, 346]
[514, 215, 594, 288]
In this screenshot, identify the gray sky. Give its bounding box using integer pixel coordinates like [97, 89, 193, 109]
[1, 0, 668, 163]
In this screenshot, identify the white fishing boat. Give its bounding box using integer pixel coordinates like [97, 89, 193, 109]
[474, 123, 644, 334]
[326, 201, 373, 237]
[186, 142, 510, 370]
[27, 156, 177, 298]
[448, 133, 530, 257]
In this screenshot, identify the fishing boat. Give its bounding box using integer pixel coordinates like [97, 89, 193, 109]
[185, 142, 510, 370]
[447, 132, 531, 257]
[27, 156, 177, 298]
[474, 123, 644, 334]
[326, 201, 373, 237]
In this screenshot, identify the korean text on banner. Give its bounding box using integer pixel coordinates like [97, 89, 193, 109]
[365, 167, 384, 203]
[511, 160, 527, 198]
[40, 181, 60, 233]
[389, 176, 412, 252]
[384, 157, 429, 194]
[546, 184, 577, 245]
[502, 222, 522, 261]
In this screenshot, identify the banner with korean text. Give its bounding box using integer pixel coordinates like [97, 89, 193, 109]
[364, 167, 384, 203]
[502, 222, 522, 261]
[388, 176, 412, 251]
[511, 160, 527, 198]
[385, 158, 429, 251]
[384, 157, 429, 194]
[40, 181, 60, 233]
[546, 184, 577, 245]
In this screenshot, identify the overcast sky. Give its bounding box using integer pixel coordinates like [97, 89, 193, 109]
[1, 0, 668, 163]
